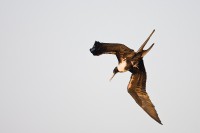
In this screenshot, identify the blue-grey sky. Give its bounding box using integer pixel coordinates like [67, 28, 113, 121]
[0, 0, 200, 133]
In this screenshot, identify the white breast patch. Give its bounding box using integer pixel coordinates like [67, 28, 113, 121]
[117, 60, 127, 72]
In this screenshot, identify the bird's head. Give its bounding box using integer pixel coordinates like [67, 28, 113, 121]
[90, 41, 104, 56]
[109, 67, 119, 81]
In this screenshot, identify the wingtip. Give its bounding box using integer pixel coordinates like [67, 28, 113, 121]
[155, 119, 163, 125]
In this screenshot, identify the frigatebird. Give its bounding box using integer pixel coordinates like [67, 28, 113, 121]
[89, 30, 162, 125]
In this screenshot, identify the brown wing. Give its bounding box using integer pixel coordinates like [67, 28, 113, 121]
[128, 60, 162, 125]
[92, 42, 135, 63]
[111, 43, 135, 63]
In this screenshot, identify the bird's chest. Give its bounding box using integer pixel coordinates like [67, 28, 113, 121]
[117, 61, 128, 72]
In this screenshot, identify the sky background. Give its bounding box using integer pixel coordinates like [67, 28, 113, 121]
[0, 0, 200, 133]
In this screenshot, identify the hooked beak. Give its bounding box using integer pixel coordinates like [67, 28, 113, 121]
[109, 67, 118, 81]
[109, 73, 116, 81]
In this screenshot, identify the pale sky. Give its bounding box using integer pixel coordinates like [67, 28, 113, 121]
[0, 0, 200, 133]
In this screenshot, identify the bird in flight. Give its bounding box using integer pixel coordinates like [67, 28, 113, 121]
[89, 30, 162, 125]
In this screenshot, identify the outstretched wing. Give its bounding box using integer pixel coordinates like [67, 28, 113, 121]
[128, 60, 162, 125]
[90, 41, 135, 63]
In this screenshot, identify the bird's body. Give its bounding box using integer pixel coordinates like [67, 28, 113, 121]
[117, 60, 128, 72]
[89, 30, 162, 125]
